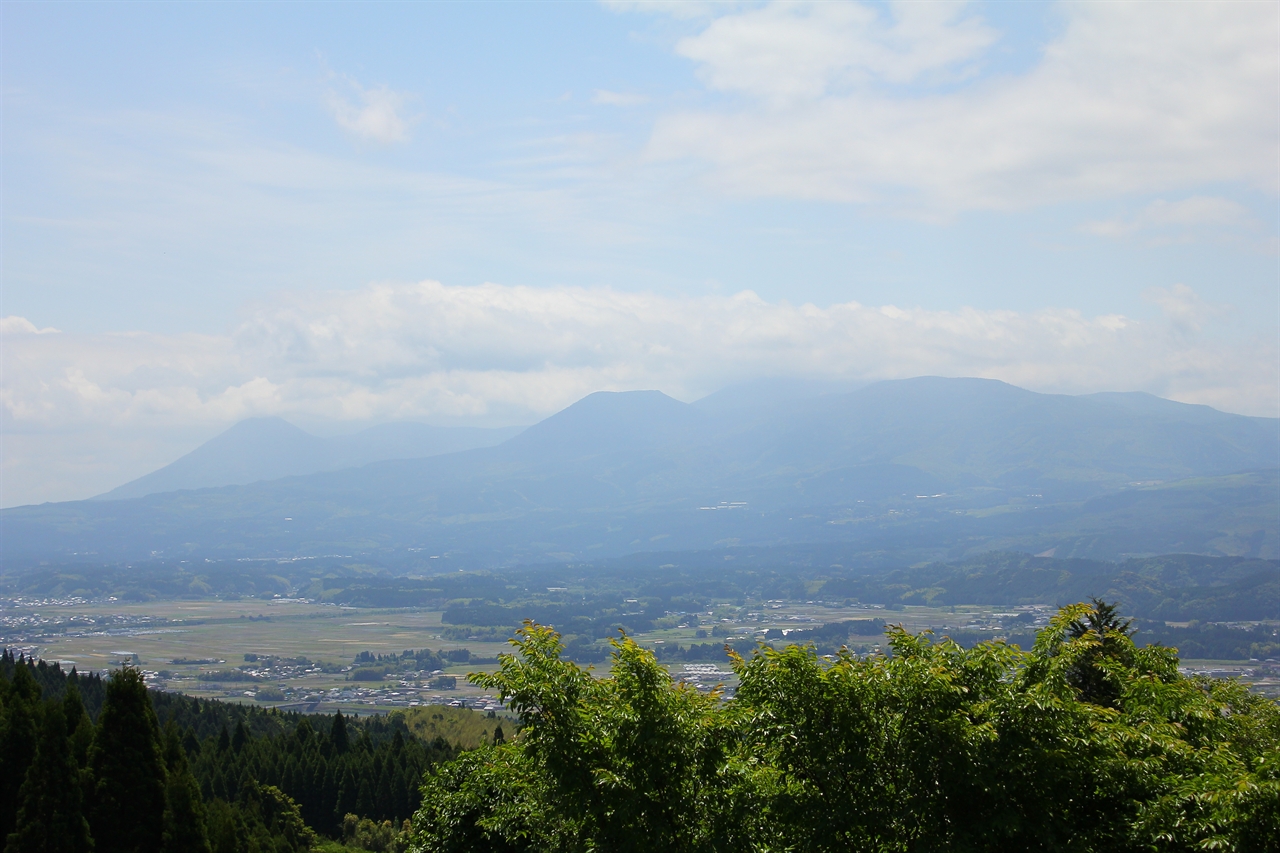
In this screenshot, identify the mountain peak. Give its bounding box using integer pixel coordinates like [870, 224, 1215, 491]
[506, 390, 699, 456]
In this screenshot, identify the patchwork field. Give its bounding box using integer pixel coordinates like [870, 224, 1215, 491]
[4, 594, 1277, 709]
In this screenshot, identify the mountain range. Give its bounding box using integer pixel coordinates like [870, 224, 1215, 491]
[2, 377, 1276, 568]
[94, 419, 525, 500]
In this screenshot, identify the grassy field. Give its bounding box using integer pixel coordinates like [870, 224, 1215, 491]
[1, 597, 512, 711]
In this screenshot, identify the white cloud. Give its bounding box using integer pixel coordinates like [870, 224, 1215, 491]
[326, 79, 412, 143]
[592, 89, 652, 106]
[676, 1, 997, 102]
[4, 278, 1274, 431]
[600, 0, 739, 21]
[642, 1, 1279, 212]
[1141, 283, 1228, 336]
[1082, 196, 1253, 240]
[0, 316, 60, 335]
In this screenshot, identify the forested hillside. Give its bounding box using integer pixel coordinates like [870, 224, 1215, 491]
[0, 652, 469, 852]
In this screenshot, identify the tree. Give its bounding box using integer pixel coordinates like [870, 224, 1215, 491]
[235, 782, 315, 853]
[5, 702, 93, 853]
[331, 710, 350, 754]
[161, 721, 210, 853]
[411, 607, 1280, 853]
[230, 720, 249, 754]
[89, 667, 167, 853]
[1064, 597, 1135, 707]
[62, 678, 94, 769]
[0, 661, 41, 842]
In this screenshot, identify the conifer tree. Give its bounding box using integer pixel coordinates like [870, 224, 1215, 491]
[4, 702, 93, 853]
[63, 678, 94, 768]
[231, 720, 249, 754]
[181, 727, 200, 758]
[203, 800, 241, 853]
[89, 668, 167, 853]
[161, 722, 211, 853]
[0, 662, 40, 842]
[330, 711, 350, 754]
[1066, 597, 1136, 707]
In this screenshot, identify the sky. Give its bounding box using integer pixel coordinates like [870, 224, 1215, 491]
[1, 0, 1277, 507]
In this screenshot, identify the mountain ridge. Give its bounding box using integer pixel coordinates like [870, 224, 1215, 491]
[94, 417, 526, 501]
[4, 377, 1275, 567]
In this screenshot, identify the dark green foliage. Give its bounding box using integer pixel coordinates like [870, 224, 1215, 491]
[353, 647, 467, 671]
[413, 606, 1280, 853]
[4, 702, 92, 853]
[162, 722, 210, 853]
[236, 782, 315, 853]
[0, 650, 106, 717]
[232, 719, 250, 753]
[63, 679, 95, 769]
[1133, 619, 1280, 661]
[204, 783, 313, 853]
[1063, 596, 1135, 706]
[331, 710, 350, 754]
[351, 667, 391, 682]
[0, 656, 41, 842]
[177, 705, 449, 835]
[89, 667, 168, 853]
[2, 653, 442, 850]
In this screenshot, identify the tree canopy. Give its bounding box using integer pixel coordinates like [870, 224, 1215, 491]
[412, 601, 1280, 852]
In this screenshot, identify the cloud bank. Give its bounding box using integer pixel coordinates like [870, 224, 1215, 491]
[645, 1, 1278, 213]
[4, 280, 1272, 434]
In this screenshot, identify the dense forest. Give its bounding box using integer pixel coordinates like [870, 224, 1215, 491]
[5, 600, 1279, 851]
[0, 651, 460, 852]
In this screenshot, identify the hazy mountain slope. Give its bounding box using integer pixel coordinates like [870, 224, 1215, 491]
[95, 418, 525, 500]
[706, 378, 1277, 494]
[3, 378, 1275, 567]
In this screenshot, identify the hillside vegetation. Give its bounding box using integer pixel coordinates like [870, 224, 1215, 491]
[414, 602, 1280, 852]
[0, 653, 493, 852]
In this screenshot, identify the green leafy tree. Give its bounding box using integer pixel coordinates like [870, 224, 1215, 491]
[342, 812, 413, 852]
[419, 624, 743, 852]
[89, 667, 167, 853]
[236, 782, 315, 853]
[4, 702, 93, 853]
[409, 607, 1280, 853]
[1063, 597, 1136, 707]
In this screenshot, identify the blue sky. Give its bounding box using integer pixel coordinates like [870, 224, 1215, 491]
[2, 1, 1277, 505]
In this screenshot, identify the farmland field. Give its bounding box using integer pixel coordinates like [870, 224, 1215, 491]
[4, 593, 1277, 708]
